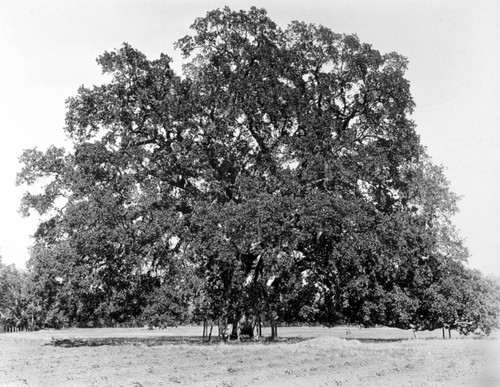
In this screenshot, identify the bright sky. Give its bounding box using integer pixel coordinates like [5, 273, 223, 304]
[1, 0, 499, 277]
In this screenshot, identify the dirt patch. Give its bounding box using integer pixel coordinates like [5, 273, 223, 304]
[1, 327, 499, 386]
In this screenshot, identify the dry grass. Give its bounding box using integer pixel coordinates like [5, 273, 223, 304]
[0, 326, 499, 386]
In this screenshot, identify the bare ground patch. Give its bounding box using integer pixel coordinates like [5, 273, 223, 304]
[1, 327, 499, 386]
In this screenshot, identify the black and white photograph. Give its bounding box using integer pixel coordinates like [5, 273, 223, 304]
[1, 1, 499, 386]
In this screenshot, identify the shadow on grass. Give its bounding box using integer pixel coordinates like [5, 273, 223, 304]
[346, 338, 409, 343]
[48, 336, 309, 348]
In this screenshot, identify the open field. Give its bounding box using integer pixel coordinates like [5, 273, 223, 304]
[1, 326, 499, 386]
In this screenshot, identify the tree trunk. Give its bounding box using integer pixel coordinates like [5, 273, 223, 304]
[448, 328, 451, 339]
[271, 322, 278, 340]
[208, 323, 213, 341]
[230, 316, 240, 341]
[442, 327, 446, 339]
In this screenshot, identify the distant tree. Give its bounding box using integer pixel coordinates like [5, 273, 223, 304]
[427, 265, 500, 336]
[474, 274, 500, 335]
[0, 258, 32, 330]
[17, 6, 488, 334]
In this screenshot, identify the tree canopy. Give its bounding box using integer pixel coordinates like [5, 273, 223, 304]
[15, 7, 499, 335]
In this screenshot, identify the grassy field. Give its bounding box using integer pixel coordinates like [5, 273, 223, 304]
[1, 326, 499, 386]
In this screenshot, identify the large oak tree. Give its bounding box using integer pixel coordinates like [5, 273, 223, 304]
[18, 7, 484, 333]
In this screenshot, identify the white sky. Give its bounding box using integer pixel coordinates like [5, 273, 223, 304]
[1, 0, 499, 277]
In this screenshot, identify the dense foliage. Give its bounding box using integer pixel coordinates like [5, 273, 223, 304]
[0, 256, 34, 330]
[11, 7, 500, 335]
